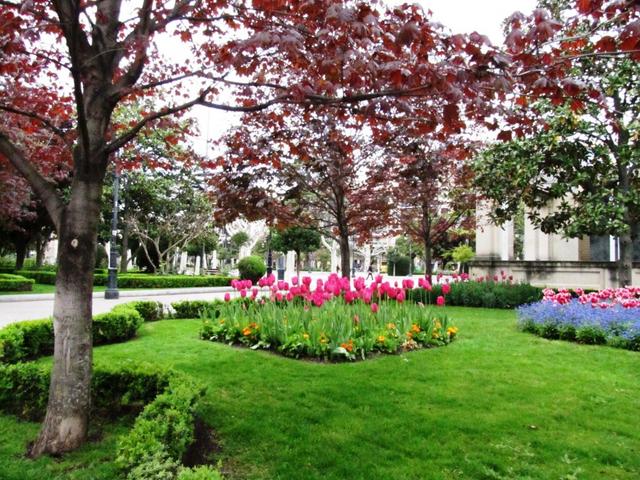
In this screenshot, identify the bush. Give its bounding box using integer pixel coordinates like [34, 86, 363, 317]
[237, 256, 266, 283]
[407, 280, 542, 309]
[132, 301, 165, 322]
[0, 303, 144, 364]
[387, 255, 410, 276]
[0, 362, 172, 421]
[96, 243, 109, 269]
[172, 298, 250, 319]
[116, 375, 207, 478]
[0, 319, 54, 364]
[93, 304, 144, 345]
[177, 466, 223, 480]
[0, 273, 34, 292]
[16, 270, 233, 288]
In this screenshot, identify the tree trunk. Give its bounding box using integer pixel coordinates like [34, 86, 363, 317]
[339, 232, 350, 279]
[119, 221, 129, 272]
[295, 249, 301, 278]
[14, 240, 27, 271]
[423, 237, 433, 284]
[618, 229, 633, 287]
[29, 179, 102, 457]
[35, 233, 47, 269]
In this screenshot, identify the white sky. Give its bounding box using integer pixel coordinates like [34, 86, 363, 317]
[190, 0, 538, 155]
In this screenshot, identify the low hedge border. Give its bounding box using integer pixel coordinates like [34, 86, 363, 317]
[171, 298, 252, 319]
[0, 361, 172, 421]
[407, 281, 543, 309]
[16, 270, 233, 289]
[0, 362, 222, 479]
[0, 273, 34, 292]
[0, 303, 148, 364]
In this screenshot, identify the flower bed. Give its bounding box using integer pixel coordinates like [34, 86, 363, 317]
[201, 274, 457, 361]
[517, 287, 640, 350]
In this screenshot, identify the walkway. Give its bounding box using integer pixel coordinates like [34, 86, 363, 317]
[0, 287, 233, 327]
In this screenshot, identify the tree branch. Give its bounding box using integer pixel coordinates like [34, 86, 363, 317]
[0, 104, 69, 139]
[0, 132, 64, 231]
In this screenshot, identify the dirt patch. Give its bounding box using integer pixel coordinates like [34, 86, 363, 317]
[183, 417, 222, 467]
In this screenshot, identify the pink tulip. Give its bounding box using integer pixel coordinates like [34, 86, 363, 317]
[224, 292, 231, 302]
[436, 295, 445, 307]
[292, 276, 299, 285]
[286, 292, 294, 302]
[240, 289, 247, 298]
[397, 290, 405, 303]
[371, 302, 379, 313]
[442, 283, 451, 295]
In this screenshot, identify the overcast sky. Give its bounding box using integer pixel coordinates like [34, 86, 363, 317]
[191, 0, 538, 155]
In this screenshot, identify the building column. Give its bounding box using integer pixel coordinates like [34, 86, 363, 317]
[476, 202, 506, 260]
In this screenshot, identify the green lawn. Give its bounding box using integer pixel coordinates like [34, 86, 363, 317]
[1, 307, 639, 479]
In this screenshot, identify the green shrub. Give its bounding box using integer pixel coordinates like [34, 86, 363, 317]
[177, 466, 223, 480]
[387, 255, 410, 276]
[16, 270, 57, 284]
[172, 298, 250, 319]
[16, 270, 233, 288]
[0, 362, 172, 421]
[0, 273, 34, 291]
[96, 244, 109, 269]
[132, 301, 165, 322]
[93, 304, 144, 345]
[116, 375, 206, 478]
[237, 256, 266, 283]
[576, 325, 607, 345]
[0, 303, 144, 364]
[407, 281, 542, 309]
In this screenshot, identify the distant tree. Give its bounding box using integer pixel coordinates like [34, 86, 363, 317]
[271, 227, 322, 276]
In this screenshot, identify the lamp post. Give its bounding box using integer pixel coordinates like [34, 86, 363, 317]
[105, 169, 120, 299]
[266, 230, 273, 276]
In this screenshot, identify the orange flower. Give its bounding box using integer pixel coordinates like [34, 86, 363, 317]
[242, 327, 252, 336]
[411, 324, 421, 333]
[340, 340, 354, 352]
[377, 335, 386, 343]
[387, 322, 396, 330]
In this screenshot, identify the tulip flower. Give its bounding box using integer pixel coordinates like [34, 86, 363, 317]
[224, 292, 231, 302]
[436, 295, 445, 306]
[371, 302, 379, 313]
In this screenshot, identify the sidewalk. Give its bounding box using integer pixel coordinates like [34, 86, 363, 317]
[0, 286, 233, 327]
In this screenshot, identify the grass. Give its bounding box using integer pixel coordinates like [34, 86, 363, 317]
[1, 306, 639, 479]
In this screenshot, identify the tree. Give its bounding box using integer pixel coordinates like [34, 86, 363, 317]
[478, 1, 640, 286]
[0, 0, 513, 455]
[271, 227, 321, 276]
[388, 140, 477, 281]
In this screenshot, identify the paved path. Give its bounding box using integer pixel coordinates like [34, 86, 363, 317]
[0, 287, 233, 327]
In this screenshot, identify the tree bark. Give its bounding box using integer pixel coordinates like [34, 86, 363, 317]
[35, 233, 46, 269]
[28, 178, 102, 457]
[295, 249, 301, 278]
[618, 229, 633, 287]
[339, 232, 350, 278]
[119, 221, 129, 272]
[14, 240, 27, 271]
[423, 237, 433, 284]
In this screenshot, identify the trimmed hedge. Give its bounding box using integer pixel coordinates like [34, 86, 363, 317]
[16, 270, 233, 289]
[172, 298, 252, 319]
[0, 362, 172, 421]
[407, 281, 543, 309]
[0, 303, 144, 364]
[0, 273, 34, 292]
[237, 256, 266, 283]
[131, 300, 165, 322]
[116, 375, 222, 480]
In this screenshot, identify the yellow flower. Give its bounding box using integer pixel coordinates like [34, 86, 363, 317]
[435, 321, 442, 329]
[387, 322, 396, 330]
[447, 327, 459, 335]
[303, 333, 310, 340]
[377, 335, 386, 343]
[219, 319, 225, 325]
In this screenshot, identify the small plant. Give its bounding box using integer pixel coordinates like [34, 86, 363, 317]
[517, 287, 640, 351]
[237, 256, 266, 283]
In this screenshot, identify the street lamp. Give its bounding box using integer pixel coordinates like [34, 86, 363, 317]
[105, 169, 120, 299]
[266, 230, 273, 276]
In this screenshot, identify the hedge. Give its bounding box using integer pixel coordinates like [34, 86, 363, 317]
[0, 303, 145, 364]
[16, 270, 233, 289]
[407, 281, 543, 309]
[0, 362, 221, 478]
[171, 298, 252, 319]
[0, 273, 34, 292]
[0, 361, 172, 421]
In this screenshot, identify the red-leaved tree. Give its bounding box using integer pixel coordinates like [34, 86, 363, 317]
[0, 0, 509, 455]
